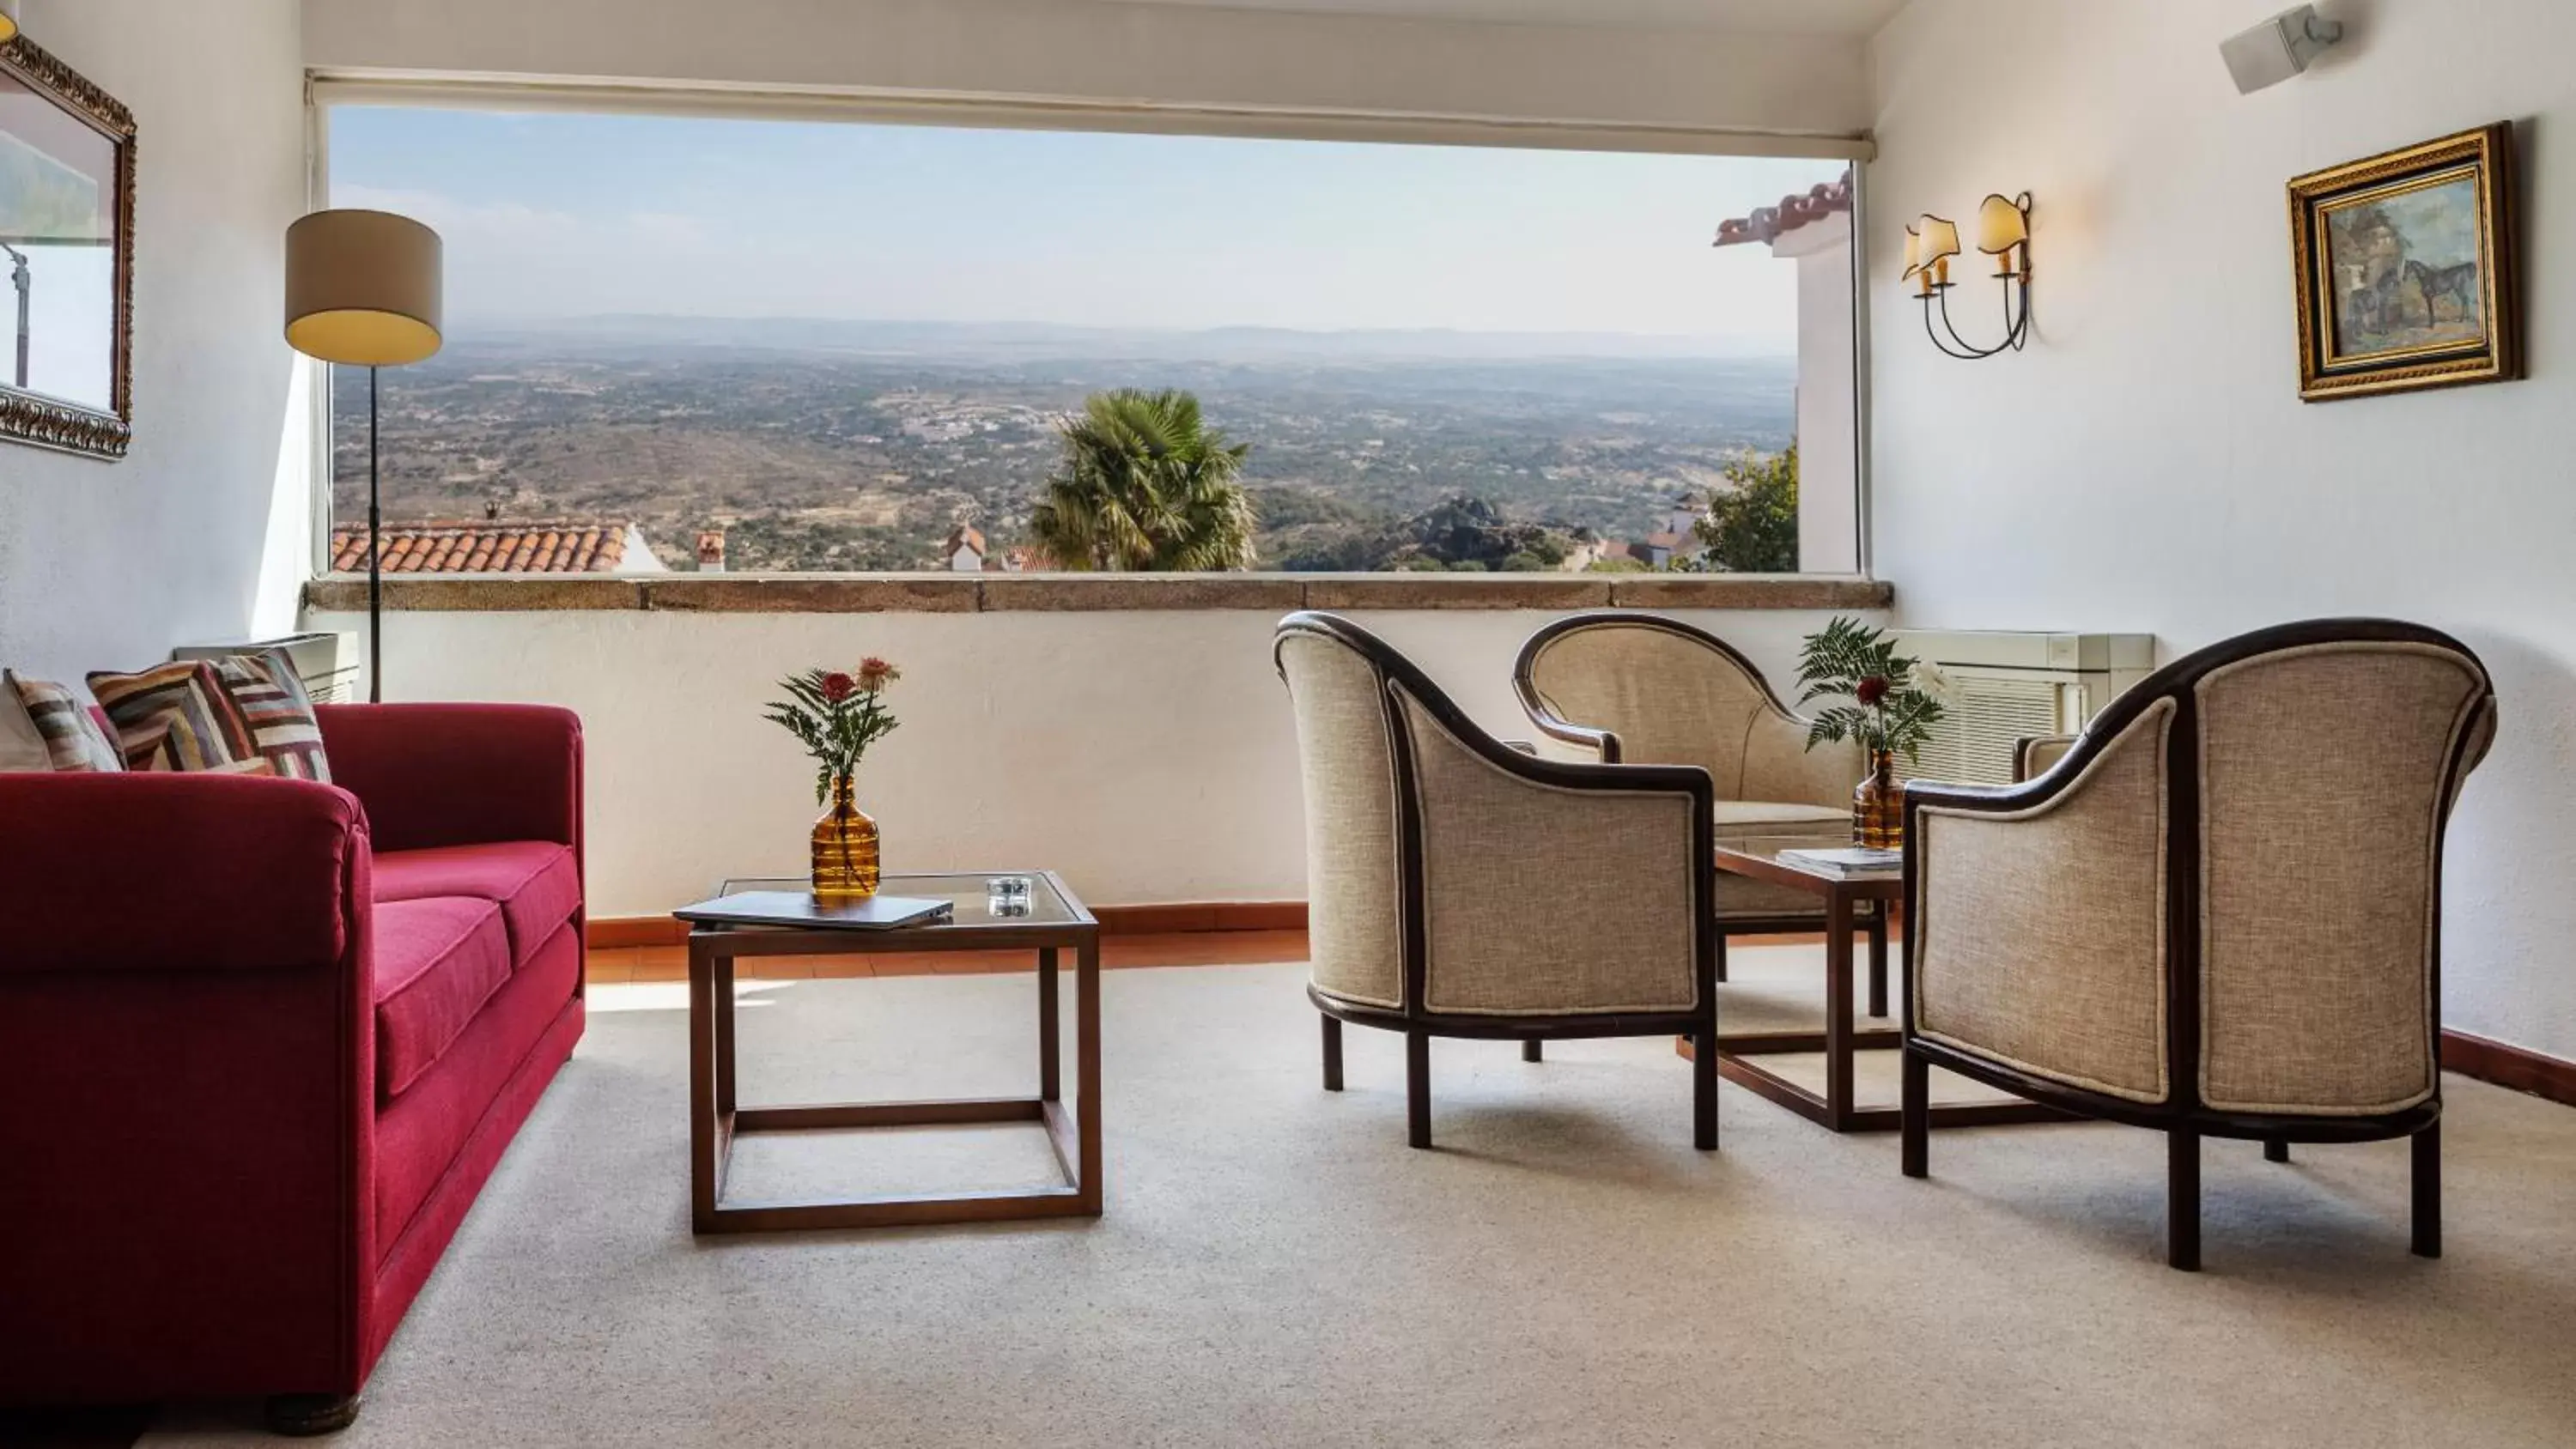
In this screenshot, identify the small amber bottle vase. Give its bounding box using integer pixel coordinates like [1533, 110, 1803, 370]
[1853, 748, 1905, 851]
[811, 774, 881, 899]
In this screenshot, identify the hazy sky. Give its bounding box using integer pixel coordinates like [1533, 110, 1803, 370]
[328, 106, 1838, 346]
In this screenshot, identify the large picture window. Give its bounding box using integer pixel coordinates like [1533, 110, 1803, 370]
[322, 103, 1861, 576]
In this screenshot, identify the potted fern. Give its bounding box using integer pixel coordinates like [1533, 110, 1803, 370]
[1795, 618, 1947, 849]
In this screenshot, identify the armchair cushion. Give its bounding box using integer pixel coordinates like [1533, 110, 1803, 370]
[374, 896, 513, 1100]
[374, 840, 582, 966]
[1915, 700, 2174, 1103]
[1400, 691, 1698, 1016]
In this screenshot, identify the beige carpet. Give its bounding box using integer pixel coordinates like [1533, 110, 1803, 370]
[144, 948, 2576, 1448]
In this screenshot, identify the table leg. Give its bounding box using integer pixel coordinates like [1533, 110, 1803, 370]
[1867, 909, 1888, 1022]
[1075, 937, 1103, 1212]
[1038, 946, 1061, 1102]
[688, 934, 720, 1232]
[714, 947, 738, 1117]
[1825, 894, 1855, 1131]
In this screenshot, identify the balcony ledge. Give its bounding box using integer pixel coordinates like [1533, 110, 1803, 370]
[301, 573, 1893, 614]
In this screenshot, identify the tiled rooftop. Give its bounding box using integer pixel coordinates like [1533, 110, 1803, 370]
[331, 522, 634, 574]
[1713, 168, 1855, 249]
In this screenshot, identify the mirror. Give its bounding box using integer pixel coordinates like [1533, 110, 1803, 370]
[0, 32, 135, 459]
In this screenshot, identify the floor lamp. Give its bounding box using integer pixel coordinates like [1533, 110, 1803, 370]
[285, 209, 442, 703]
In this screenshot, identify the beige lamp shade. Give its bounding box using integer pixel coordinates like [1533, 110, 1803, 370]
[1915, 215, 1961, 269]
[1900, 226, 1922, 279]
[1976, 193, 2029, 254]
[284, 209, 443, 367]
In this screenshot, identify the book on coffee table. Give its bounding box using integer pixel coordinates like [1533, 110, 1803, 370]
[673, 891, 957, 931]
[1776, 846, 1904, 876]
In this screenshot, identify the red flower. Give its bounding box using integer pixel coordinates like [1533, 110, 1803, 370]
[855, 657, 899, 691]
[1855, 676, 1890, 707]
[820, 671, 856, 703]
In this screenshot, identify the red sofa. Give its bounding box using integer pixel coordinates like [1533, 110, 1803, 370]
[0, 703, 586, 1434]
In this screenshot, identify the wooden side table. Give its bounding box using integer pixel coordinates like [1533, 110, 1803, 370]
[681, 870, 1102, 1232]
[1710, 836, 2061, 1134]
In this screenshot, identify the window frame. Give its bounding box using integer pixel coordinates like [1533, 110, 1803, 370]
[304, 76, 1876, 586]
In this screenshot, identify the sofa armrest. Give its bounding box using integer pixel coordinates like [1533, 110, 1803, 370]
[317, 703, 582, 855]
[0, 773, 368, 974]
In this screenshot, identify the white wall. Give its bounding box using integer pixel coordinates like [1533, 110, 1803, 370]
[0, 0, 313, 681]
[301, 0, 1870, 140]
[301, 606, 1872, 917]
[1868, 0, 2576, 1056]
[1779, 213, 1859, 571]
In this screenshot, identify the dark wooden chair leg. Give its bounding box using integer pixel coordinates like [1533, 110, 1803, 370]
[1900, 1046, 1929, 1178]
[1321, 1014, 1344, 1092]
[2412, 1120, 2441, 1259]
[1692, 1010, 1718, 1150]
[264, 1393, 361, 1436]
[2169, 1129, 2202, 1271]
[2263, 1139, 2291, 1164]
[1522, 1039, 1542, 1063]
[1406, 1030, 1431, 1149]
[1713, 931, 1728, 984]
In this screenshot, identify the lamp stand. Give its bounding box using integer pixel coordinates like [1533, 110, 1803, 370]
[368, 362, 382, 703]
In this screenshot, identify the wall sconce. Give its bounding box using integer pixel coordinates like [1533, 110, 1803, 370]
[1903, 191, 2032, 359]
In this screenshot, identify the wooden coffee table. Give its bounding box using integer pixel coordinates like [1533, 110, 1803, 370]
[1710, 835, 2060, 1134]
[680, 870, 1101, 1233]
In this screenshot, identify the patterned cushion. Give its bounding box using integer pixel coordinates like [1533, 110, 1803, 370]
[216, 650, 331, 781]
[87, 661, 267, 773]
[3, 671, 125, 773]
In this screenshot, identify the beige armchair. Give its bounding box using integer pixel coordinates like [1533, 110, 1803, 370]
[1513, 612, 1880, 993]
[1274, 611, 1720, 1151]
[1901, 620, 2497, 1270]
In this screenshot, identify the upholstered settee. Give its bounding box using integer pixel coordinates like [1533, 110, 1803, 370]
[0, 704, 586, 1432]
[1900, 621, 2495, 1270]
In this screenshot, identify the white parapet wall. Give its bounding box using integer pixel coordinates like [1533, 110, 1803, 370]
[303, 594, 1882, 918]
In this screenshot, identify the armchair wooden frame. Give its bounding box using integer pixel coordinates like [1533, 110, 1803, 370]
[1899, 617, 2496, 1270]
[1275, 611, 1722, 1151]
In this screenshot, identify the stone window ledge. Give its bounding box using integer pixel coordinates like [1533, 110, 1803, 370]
[303, 573, 1893, 615]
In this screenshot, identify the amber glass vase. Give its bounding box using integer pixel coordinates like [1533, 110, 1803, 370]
[1852, 749, 1905, 851]
[811, 775, 881, 899]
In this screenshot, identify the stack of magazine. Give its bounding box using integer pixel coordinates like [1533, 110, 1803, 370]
[1777, 846, 1904, 876]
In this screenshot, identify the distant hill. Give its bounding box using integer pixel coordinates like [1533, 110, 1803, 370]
[337, 319, 1796, 573]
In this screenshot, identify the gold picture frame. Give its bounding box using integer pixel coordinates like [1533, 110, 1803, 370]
[2288, 123, 2519, 403]
[0, 31, 137, 459]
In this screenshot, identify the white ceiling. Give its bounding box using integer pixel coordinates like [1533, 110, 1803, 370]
[1081, 0, 1909, 36]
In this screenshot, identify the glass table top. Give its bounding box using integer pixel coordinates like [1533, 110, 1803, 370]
[713, 872, 1086, 929]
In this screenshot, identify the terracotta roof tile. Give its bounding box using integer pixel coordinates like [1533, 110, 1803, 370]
[1714, 168, 1855, 249]
[331, 521, 634, 574]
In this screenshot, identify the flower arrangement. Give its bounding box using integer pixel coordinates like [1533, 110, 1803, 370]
[1795, 617, 1946, 763]
[764, 657, 902, 801]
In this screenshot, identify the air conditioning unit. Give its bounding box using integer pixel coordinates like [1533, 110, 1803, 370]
[1893, 630, 2156, 785]
[172, 633, 365, 704]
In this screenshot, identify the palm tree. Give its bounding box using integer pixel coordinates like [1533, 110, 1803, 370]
[1029, 389, 1257, 571]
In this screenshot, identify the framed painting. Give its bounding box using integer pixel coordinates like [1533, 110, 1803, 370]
[2288, 123, 2518, 403]
[0, 31, 136, 458]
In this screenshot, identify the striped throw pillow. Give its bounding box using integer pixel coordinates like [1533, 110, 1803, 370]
[88, 661, 268, 774]
[3, 671, 125, 773]
[216, 650, 331, 782]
